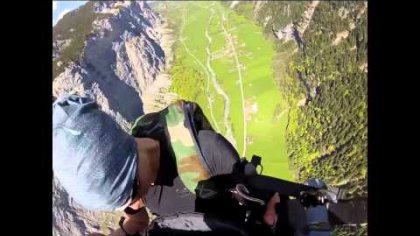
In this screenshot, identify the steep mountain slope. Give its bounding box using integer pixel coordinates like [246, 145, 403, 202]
[228, 0, 367, 196]
[52, 2, 175, 235]
[227, 1, 367, 235]
[53, 1, 176, 126]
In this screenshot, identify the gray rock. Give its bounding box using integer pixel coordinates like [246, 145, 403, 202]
[52, 2, 175, 235]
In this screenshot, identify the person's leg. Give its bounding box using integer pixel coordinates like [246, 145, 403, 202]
[197, 130, 240, 176]
[195, 130, 246, 219]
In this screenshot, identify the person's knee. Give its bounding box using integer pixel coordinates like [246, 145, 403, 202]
[197, 130, 218, 144]
[198, 130, 239, 159]
[197, 130, 240, 175]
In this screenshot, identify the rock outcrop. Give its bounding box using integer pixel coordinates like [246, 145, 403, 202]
[52, 2, 176, 235]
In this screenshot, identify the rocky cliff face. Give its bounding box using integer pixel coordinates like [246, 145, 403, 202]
[53, 1, 176, 235]
[53, 1, 175, 126]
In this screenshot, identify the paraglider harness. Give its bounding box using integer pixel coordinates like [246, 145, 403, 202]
[123, 101, 366, 236]
[126, 155, 366, 236]
[194, 155, 366, 235]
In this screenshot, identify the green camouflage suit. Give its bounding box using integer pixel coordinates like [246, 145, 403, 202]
[130, 100, 214, 193]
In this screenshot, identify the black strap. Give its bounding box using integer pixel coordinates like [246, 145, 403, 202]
[195, 173, 320, 201]
[119, 216, 143, 236]
[124, 206, 143, 215]
[119, 216, 131, 236]
[245, 175, 319, 198]
[118, 207, 144, 236]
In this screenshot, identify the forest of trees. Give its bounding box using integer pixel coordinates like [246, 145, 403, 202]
[285, 2, 368, 199]
[168, 62, 206, 101]
[233, 0, 367, 197]
[232, 2, 367, 235]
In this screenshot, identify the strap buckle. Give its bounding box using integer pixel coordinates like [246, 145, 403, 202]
[229, 183, 265, 206]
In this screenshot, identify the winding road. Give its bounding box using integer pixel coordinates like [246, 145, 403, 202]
[205, 9, 236, 147]
[220, 10, 247, 157]
[178, 3, 250, 156]
[179, 11, 221, 133]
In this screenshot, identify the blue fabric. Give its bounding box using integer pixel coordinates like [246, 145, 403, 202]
[53, 94, 138, 211]
[304, 179, 331, 236]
